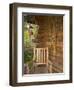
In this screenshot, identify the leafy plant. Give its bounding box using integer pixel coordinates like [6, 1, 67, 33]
[24, 22, 38, 48]
[24, 49, 33, 63]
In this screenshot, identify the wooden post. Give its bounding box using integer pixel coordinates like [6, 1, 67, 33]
[46, 47, 48, 66]
[44, 48, 45, 63]
[33, 48, 35, 61]
[50, 64, 52, 73]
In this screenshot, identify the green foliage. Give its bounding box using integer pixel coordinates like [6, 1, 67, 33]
[24, 30, 31, 47]
[24, 22, 38, 48]
[24, 18, 39, 64]
[24, 49, 33, 63]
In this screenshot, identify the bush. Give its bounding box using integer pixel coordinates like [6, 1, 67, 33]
[24, 49, 33, 63]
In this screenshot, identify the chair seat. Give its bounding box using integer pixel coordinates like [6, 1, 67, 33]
[35, 62, 47, 65]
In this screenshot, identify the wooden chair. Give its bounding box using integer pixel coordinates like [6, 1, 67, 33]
[32, 47, 52, 73]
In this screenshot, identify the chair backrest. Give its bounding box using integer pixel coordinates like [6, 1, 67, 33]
[33, 47, 48, 65]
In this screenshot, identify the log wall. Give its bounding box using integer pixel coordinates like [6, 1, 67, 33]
[34, 16, 63, 72]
